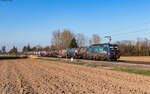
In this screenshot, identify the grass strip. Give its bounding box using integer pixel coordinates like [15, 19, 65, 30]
[36, 58, 59, 62]
[66, 62, 85, 65]
[111, 68, 150, 76]
[37, 58, 89, 66]
[0, 55, 17, 58]
[0, 56, 28, 59]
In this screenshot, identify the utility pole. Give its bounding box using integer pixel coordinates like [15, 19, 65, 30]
[104, 36, 112, 44]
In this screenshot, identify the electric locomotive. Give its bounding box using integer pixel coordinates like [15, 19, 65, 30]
[87, 43, 120, 61]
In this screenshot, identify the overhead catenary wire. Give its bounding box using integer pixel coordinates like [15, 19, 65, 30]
[110, 29, 150, 42]
[102, 21, 150, 40]
[103, 20, 150, 36]
[103, 26, 150, 43]
[110, 28, 150, 37]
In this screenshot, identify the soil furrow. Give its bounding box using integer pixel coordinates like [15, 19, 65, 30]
[0, 59, 150, 94]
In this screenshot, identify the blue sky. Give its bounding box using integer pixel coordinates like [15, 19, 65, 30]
[1, 0, 150, 51]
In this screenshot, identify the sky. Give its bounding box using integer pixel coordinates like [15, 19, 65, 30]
[1, 0, 150, 51]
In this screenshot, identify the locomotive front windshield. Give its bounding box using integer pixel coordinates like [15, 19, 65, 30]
[109, 45, 119, 53]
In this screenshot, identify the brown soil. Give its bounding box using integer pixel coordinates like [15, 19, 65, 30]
[0, 59, 150, 94]
[119, 56, 150, 62]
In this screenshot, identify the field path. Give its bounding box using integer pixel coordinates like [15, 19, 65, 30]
[0, 59, 150, 94]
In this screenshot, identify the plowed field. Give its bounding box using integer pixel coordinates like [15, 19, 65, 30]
[0, 59, 150, 94]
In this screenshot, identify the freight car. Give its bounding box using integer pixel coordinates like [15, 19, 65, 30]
[77, 47, 88, 59]
[66, 48, 79, 58]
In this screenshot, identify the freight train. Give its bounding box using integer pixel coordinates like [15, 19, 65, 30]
[26, 43, 120, 61]
[65, 43, 120, 61]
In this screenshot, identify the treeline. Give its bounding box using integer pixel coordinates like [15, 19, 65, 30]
[1, 29, 150, 56]
[0, 30, 101, 55]
[116, 38, 150, 56]
[0, 46, 18, 55]
[0, 45, 51, 55]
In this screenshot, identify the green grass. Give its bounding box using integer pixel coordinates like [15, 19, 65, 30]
[0, 55, 28, 59]
[37, 58, 88, 66]
[36, 58, 59, 62]
[66, 62, 85, 65]
[112, 68, 150, 76]
[0, 55, 17, 58]
[86, 64, 98, 67]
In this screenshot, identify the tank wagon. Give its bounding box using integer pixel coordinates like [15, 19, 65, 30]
[66, 48, 79, 58]
[77, 47, 88, 59]
[58, 50, 66, 58]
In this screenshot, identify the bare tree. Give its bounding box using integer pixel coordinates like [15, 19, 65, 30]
[43, 46, 50, 51]
[51, 30, 62, 50]
[92, 34, 101, 44]
[89, 39, 93, 46]
[89, 34, 101, 45]
[135, 38, 141, 55]
[62, 30, 74, 49]
[9, 46, 18, 55]
[35, 45, 43, 51]
[76, 33, 86, 47]
[50, 45, 57, 50]
[0, 50, 2, 54]
[2, 45, 6, 54]
[116, 38, 150, 56]
[51, 30, 74, 50]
